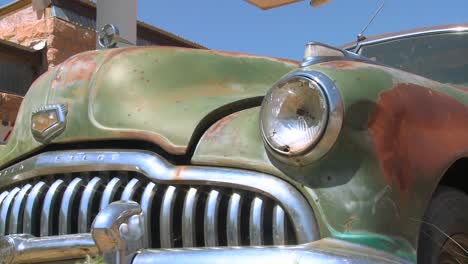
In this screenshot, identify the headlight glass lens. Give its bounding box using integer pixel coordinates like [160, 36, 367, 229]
[260, 76, 328, 156]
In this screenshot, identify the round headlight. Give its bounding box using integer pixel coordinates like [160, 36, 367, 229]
[260, 71, 343, 164]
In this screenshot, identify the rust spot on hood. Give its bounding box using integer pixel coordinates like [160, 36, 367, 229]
[209, 50, 298, 65]
[319, 60, 360, 69]
[369, 83, 468, 192]
[51, 52, 98, 90]
[97, 46, 298, 66]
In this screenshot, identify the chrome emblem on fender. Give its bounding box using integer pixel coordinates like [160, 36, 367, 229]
[31, 104, 68, 143]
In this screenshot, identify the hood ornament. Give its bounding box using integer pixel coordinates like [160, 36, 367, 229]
[31, 104, 68, 143]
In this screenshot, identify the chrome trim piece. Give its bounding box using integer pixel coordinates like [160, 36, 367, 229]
[31, 104, 68, 143]
[140, 182, 157, 246]
[160, 186, 177, 248]
[92, 201, 146, 264]
[260, 70, 344, 165]
[0, 187, 20, 235]
[0, 233, 98, 263]
[79, 177, 103, 233]
[23, 181, 46, 234]
[182, 187, 198, 247]
[40, 180, 65, 236]
[348, 26, 468, 52]
[133, 238, 413, 264]
[0, 150, 320, 243]
[100, 177, 122, 210]
[8, 184, 32, 234]
[204, 190, 220, 247]
[59, 177, 83, 235]
[272, 205, 286, 245]
[249, 197, 264, 246]
[227, 193, 242, 246]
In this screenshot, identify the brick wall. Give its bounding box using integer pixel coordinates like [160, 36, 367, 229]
[0, 5, 96, 69]
[47, 17, 95, 68]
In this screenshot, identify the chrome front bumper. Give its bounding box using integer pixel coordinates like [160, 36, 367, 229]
[0, 201, 410, 264]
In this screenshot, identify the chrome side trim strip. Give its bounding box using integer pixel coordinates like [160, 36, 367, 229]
[9, 184, 32, 234]
[0, 187, 20, 235]
[79, 177, 103, 233]
[204, 190, 220, 247]
[41, 179, 65, 236]
[140, 182, 157, 246]
[23, 181, 47, 234]
[133, 238, 413, 264]
[349, 26, 468, 52]
[0, 150, 320, 243]
[182, 187, 198, 247]
[59, 177, 83, 235]
[160, 186, 177, 248]
[249, 197, 264, 246]
[272, 205, 286, 245]
[99, 177, 122, 210]
[227, 193, 242, 246]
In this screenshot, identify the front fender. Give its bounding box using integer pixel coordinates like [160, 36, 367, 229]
[192, 60, 468, 262]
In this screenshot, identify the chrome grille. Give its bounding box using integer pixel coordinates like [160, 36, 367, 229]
[0, 150, 320, 248]
[0, 172, 296, 247]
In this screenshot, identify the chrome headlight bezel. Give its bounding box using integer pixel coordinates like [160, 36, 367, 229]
[260, 70, 343, 165]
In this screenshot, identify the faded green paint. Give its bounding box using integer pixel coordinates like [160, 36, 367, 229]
[0, 47, 296, 166]
[1, 44, 468, 264]
[193, 60, 468, 262]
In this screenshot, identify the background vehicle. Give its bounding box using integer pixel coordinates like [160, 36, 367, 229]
[0, 24, 467, 264]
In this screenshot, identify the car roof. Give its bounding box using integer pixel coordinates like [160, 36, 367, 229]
[341, 23, 468, 50]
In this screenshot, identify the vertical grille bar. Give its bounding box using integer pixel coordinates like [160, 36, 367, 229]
[99, 177, 122, 210]
[227, 193, 242, 246]
[272, 205, 286, 245]
[78, 177, 103, 233]
[140, 182, 157, 247]
[182, 188, 198, 247]
[121, 178, 141, 201]
[23, 181, 47, 234]
[59, 178, 83, 235]
[249, 197, 264, 246]
[204, 190, 220, 247]
[9, 184, 32, 234]
[41, 180, 65, 236]
[160, 186, 177, 248]
[0, 187, 20, 235]
[0, 191, 9, 206]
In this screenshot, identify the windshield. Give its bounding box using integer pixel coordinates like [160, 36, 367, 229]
[357, 31, 468, 86]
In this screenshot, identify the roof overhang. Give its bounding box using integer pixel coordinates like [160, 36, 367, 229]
[245, 0, 330, 9]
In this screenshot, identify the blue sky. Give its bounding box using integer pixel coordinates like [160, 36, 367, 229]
[138, 0, 466, 59]
[1, 0, 467, 59]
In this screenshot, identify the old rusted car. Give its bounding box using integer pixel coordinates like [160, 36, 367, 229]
[0, 24, 467, 264]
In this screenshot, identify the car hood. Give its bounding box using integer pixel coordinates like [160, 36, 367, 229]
[0, 46, 296, 166]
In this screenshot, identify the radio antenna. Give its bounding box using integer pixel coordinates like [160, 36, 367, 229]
[356, 0, 385, 44]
